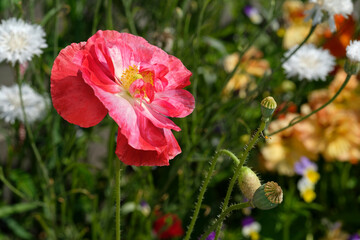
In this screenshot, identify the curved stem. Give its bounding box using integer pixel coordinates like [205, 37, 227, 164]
[269, 74, 352, 136]
[115, 160, 121, 240]
[0, 167, 26, 199]
[183, 149, 240, 240]
[214, 120, 266, 240]
[199, 202, 251, 240]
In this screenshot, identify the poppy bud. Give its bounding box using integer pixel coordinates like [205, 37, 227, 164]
[260, 96, 277, 121]
[252, 181, 283, 210]
[238, 167, 261, 200]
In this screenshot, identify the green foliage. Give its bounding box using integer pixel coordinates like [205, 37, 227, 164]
[0, 0, 359, 239]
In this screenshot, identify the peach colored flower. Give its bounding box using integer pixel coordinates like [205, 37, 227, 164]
[261, 113, 317, 176]
[222, 47, 269, 99]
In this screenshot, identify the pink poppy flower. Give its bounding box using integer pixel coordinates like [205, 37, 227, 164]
[51, 30, 195, 166]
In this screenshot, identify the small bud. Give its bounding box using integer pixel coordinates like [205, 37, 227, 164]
[238, 167, 261, 200]
[261, 96, 277, 121]
[252, 181, 283, 210]
[344, 60, 360, 75]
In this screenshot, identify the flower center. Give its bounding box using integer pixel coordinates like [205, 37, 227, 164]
[119, 65, 155, 102]
[7, 32, 28, 53]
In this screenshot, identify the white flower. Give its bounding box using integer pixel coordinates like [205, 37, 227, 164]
[0, 18, 47, 66]
[346, 40, 360, 62]
[297, 177, 314, 194]
[242, 222, 261, 238]
[308, 0, 353, 32]
[282, 44, 335, 81]
[0, 84, 48, 124]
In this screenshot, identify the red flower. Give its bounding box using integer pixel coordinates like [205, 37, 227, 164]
[153, 213, 184, 239]
[51, 30, 195, 166]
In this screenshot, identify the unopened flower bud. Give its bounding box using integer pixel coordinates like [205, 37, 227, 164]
[252, 181, 283, 210]
[261, 96, 277, 121]
[344, 60, 360, 75]
[345, 40, 360, 75]
[238, 167, 261, 200]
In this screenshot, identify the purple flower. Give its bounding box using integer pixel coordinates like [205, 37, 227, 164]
[294, 157, 317, 175]
[199, 231, 220, 240]
[243, 5, 263, 24]
[205, 231, 217, 240]
[242, 216, 255, 227]
[349, 233, 360, 240]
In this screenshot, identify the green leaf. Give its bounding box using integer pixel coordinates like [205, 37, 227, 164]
[4, 218, 32, 239]
[0, 202, 42, 218]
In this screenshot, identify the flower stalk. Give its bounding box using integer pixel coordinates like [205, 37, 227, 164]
[115, 160, 121, 240]
[184, 149, 239, 240]
[214, 120, 266, 240]
[199, 202, 251, 240]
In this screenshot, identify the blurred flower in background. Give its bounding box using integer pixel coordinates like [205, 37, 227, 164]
[321, 220, 349, 240]
[261, 113, 317, 176]
[282, 44, 335, 81]
[244, 5, 263, 25]
[0, 84, 48, 124]
[153, 213, 184, 239]
[307, 0, 353, 32]
[294, 156, 320, 202]
[281, 1, 326, 49]
[242, 216, 261, 240]
[222, 47, 269, 99]
[0, 18, 47, 65]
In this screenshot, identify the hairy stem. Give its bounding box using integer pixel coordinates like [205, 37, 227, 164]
[199, 202, 251, 240]
[184, 149, 241, 240]
[115, 160, 121, 240]
[214, 120, 266, 239]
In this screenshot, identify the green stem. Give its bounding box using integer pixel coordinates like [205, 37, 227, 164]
[122, 0, 138, 35]
[214, 120, 266, 240]
[199, 202, 251, 240]
[184, 149, 240, 240]
[281, 24, 318, 65]
[106, 0, 113, 30]
[15, 65, 49, 183]
[269, 74, 352, 136]
[0, 167, 26, 199]
[115, 160, 121, 240]
[92, 0, 102, 34]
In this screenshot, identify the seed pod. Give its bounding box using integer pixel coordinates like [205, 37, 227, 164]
[252, 181, 283, 210]
[261, 96, 277, 121]
[238, 167, 261, 200]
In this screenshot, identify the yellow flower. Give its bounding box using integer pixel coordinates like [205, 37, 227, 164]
[305, 169, 320, 184]
[302, 188, 316, 203]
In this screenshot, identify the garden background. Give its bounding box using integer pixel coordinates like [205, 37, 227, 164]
[1, 0, 360, 239]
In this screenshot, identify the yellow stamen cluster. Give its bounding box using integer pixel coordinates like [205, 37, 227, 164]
[120, 66, 143, 90]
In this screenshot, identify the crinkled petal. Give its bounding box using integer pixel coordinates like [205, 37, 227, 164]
[151, 89, 195, 118]
[50, 42, 107, 127]
[163, 55, 192, 90]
